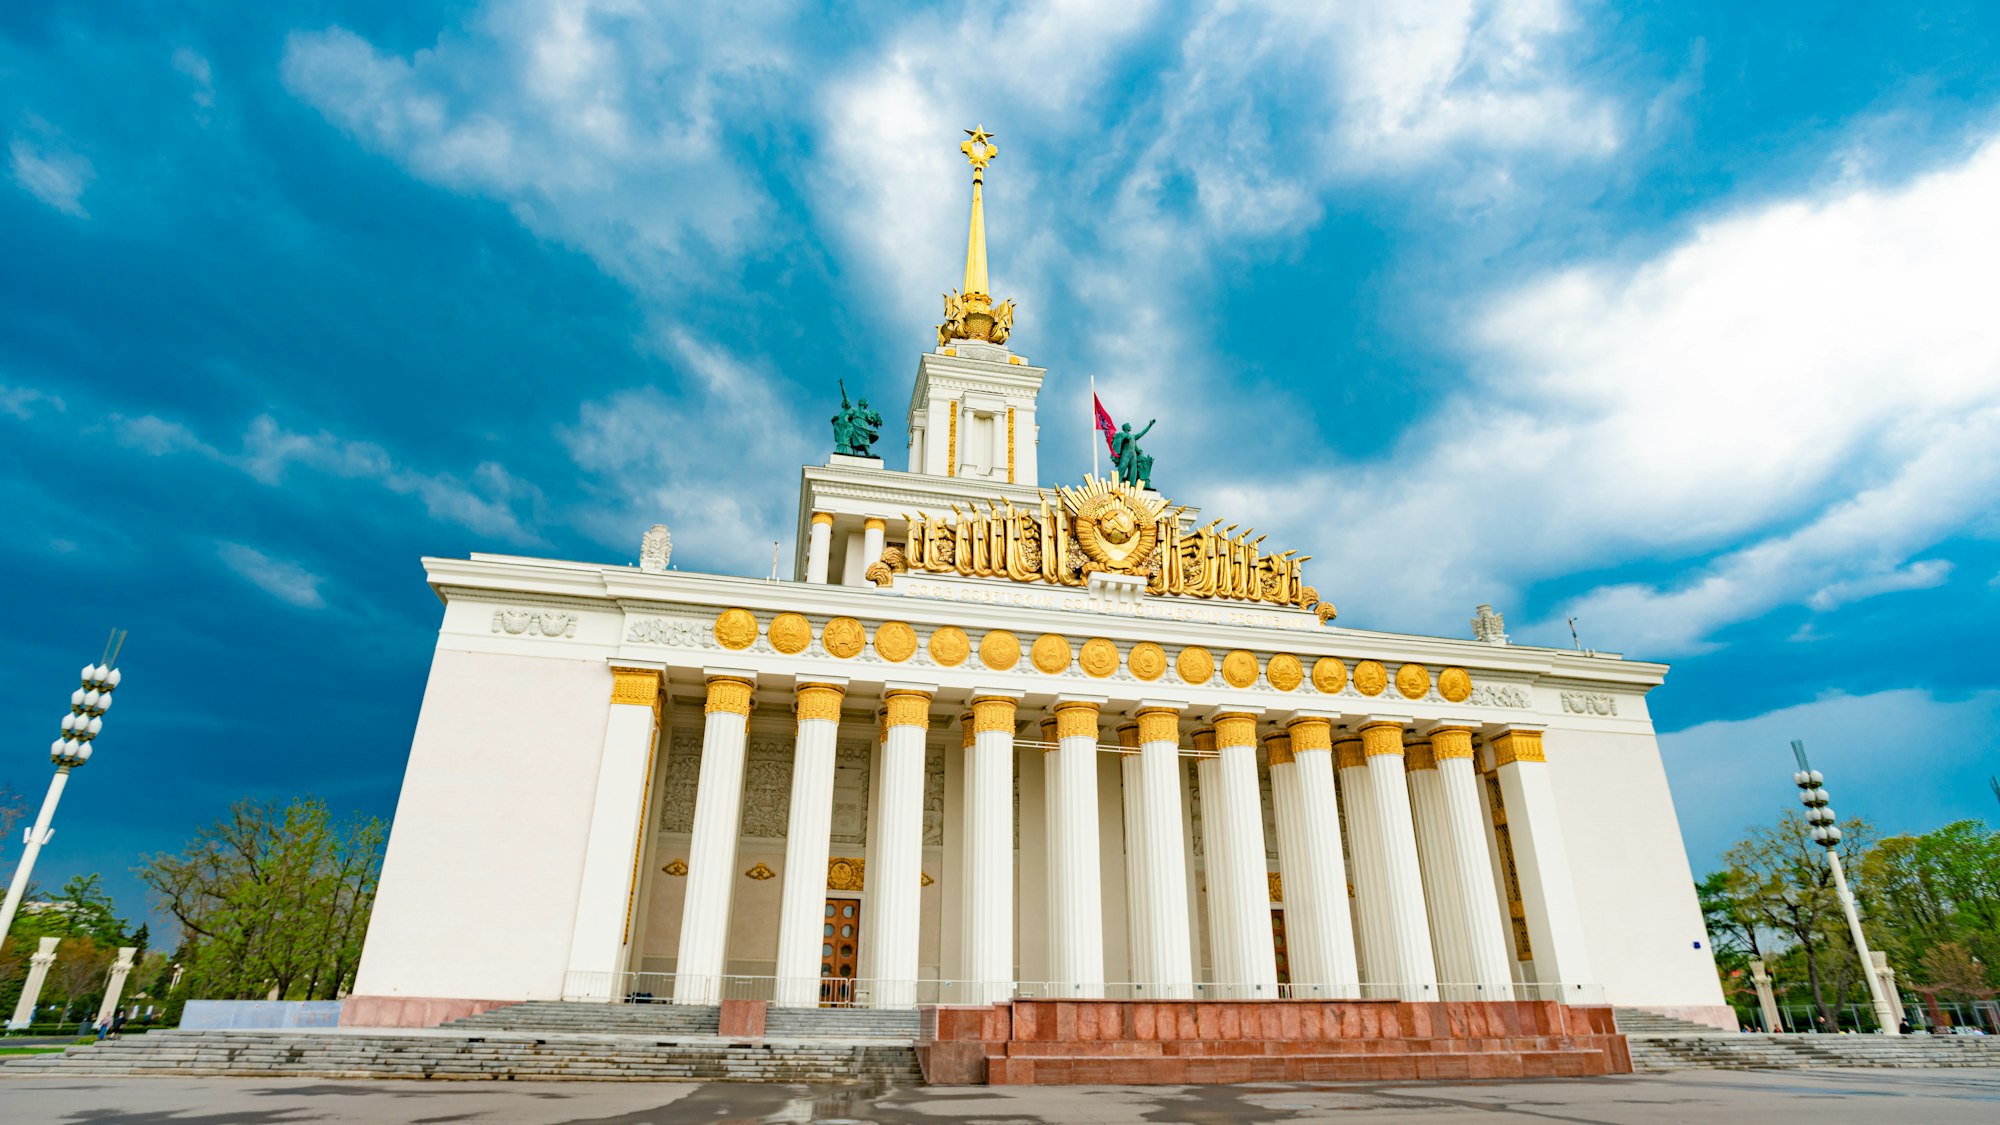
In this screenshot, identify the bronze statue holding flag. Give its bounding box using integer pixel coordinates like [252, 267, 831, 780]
[1093, 390, 1155, 489]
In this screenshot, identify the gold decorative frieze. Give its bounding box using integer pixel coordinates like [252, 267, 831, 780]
[1079, 637, 1119, 678]
[929, 625, 970, 666]
[822, 616, 866, 658]
[714, 609, 758, 651]
[1266, 653, 1302, 692]
[1176, 646, 1214, 684]
[828, 857, 863, 891]
[1213, 713, 1258, 749]
[978, 629, 1020, 670]
[1031, 633, 1073, 674]
[795, 682, 846, 723]
[1222, 649, 1259, 689]
[1360, 722, 1405, 758]
[704, 677, 754, 717]
[745, 862, 776, 881]
[663, 859, 688, 876]
[1353, 660, 1388, 697]
[874, 620, 917, 662]
[769, 612, 813, 655]
[1312, 657, 1348, 694]
[899, 476, 1323, 611]
[1396, 663, 1432, 700]
[1493, 729, 1546, 766]
[1438, 667, 1472, 703]
[1136, 708, 1180, 746]
[1129, 641, 1167, 681]
[884, 690, 933, 730]
[1286, 716, 1333, 752]
[1053, 700, 1100, 741]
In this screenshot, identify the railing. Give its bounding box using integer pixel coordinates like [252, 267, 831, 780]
[559, 971, 1604, 1010]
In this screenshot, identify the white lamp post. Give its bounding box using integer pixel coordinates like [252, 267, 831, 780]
[0, 639, 126, 949]
[1790, 738, 1898, 1034]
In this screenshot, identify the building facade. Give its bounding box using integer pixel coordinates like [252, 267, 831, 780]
[348, 132, 1730, 1031]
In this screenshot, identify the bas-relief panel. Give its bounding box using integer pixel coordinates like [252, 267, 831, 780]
[923, 744, 945, 847]
[1258, 754, 1278, 864]
[662, 728, 703, 833]
[832, 742, 870, 845]
[655, 725, 876, 842]
[741, 739, 793, 838]
[1187, 761, 1204, 858]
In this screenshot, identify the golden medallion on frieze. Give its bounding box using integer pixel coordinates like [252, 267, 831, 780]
[979, 629, 1020, 670]
[1396, 663, 1432, 700]
[1079, 637, 1119, 678]
[1266, 653, 1303, 692]
[1222, 649, 1259, 689]
[1311, 657, 1347, 694]
[822, 617, 866, 658]
[827, 857, 864, 891]
[1438, 667, 1472, 703]
[1057, 477, 1167, 576]
[929, 625, 970, 666]
[1128, 641, 1167, 681]
[874, 621, 918, 663]
[768, 612, 812, 655]
[1031, 633, 1072, 674]
[714, 608, 758, 650]
[1354, 660, 1388, 696]
[1177, 646, 1214, 684]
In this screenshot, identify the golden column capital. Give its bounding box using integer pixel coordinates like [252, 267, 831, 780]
[970, 695, 1019, 735]
[864, 517, 886, 532]
[1429, 726, 1476, 761]
[795, 681, 847, 723]
[1286, 715, 1333, 753]
[1190, 726, 1217, 753]
[959, 712, 976, 749]
[703, 676, 755, 716]
[1360, 721, 1406, 758]
[1263, 730, 1294, 767]
[609, 666, 662, 707]
[1404, 735, 1437, 772]
[1038, 715, 1059, 748]
[1333, 735, 1365, 771]
[884, 689, 933, 730]
[811, 511, 834, 527]
[1213, 712, 1259, 750]
[1053, 699, 1100, 742]
[1492, 728, 1546, 766]
[1136, 707, 1181, 746]
[1116, 722, 1140, 750]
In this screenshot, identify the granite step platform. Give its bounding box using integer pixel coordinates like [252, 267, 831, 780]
[1626, 1032, 2000, 1072]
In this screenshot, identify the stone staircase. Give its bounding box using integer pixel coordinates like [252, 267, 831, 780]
[1613, 1008, 1733, 1038]
[1611, 1007, 2000, 1073]
[0, 1002, 925, 1084]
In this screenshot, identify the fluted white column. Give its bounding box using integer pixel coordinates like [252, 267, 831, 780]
[1361, 720, 1438, 999]
[964, 693, 1019, 1003]
[1046, 698, 1106, 996]
[1265, 729, 1311, 990]
[674, 675, 755, 1004]
[1492, 726, 1595, 993]
[1279, 716, 1360, 998]
[1117, 722, 1153, 989]
[95, 946, 137, 1027]
[1431, 724, 1515, 999]
[565, 665, 664, 995]
[1404, 734, 1469, 989]
[7, 938, 58, 1029]
[869, 688, 932, 1008]
[1213, 711, 1279, 997]
[1336, 732, 1391, 992]
[1135, 706, 1195, 998]
[857, 710, 888, 989]
[1193, 727, 1235, 988]
[861, 517, 886, 570]
[805, 512, 832, 583]
[774, 680, 847, 1008]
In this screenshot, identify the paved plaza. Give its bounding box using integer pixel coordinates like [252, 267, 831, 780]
[3, 1068, 1998, 1124]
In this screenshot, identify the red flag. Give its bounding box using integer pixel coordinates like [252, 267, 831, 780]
[1093, 393, 1118, 458]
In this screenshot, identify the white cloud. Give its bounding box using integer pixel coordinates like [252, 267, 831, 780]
[173, 46, 215, 108]
[1660, 689, 2000, 871]
[1, 385, 65, 419]
[1265, 132, 2000, 653]
[114, 414, 217, 457]
[218, 542, 327, 609]
[281, 1, 786, 294]
[9, 125, 94, 218]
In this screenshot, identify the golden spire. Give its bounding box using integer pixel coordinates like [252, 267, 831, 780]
[938, 125, 1014, 349]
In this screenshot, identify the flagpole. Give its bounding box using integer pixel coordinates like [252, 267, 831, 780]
[1090, 374, 1098, 480]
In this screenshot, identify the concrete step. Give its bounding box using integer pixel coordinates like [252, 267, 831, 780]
[1627, 1032, 2000, 1072]
[1612, 1008, 1732, 1037]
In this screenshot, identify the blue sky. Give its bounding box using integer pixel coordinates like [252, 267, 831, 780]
[3, 1, 1998, 936]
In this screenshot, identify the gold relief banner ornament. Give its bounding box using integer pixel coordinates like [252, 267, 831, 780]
[896, 477, 1326, 613]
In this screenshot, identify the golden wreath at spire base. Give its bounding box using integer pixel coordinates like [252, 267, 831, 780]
[938, 125, 1016, 348]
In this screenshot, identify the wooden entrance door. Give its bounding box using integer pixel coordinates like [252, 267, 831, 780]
[1271, 908, 1291, 986]
[821, 897, 861, 1006]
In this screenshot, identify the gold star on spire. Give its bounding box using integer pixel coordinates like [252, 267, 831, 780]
[937, 125, 1015, 350]
[961, 125, 998, 176]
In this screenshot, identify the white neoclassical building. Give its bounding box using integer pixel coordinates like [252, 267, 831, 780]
[348, 130, 1730, 1032]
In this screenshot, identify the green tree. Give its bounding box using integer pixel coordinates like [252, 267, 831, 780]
[1862, 819, 2000, 990]
[139, 798, 385, 1001]
[1719, 814, 1875, 1029]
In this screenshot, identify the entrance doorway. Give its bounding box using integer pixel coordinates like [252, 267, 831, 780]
[1271, 908, 1291, 986]
[821, 896, 861, 1006]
